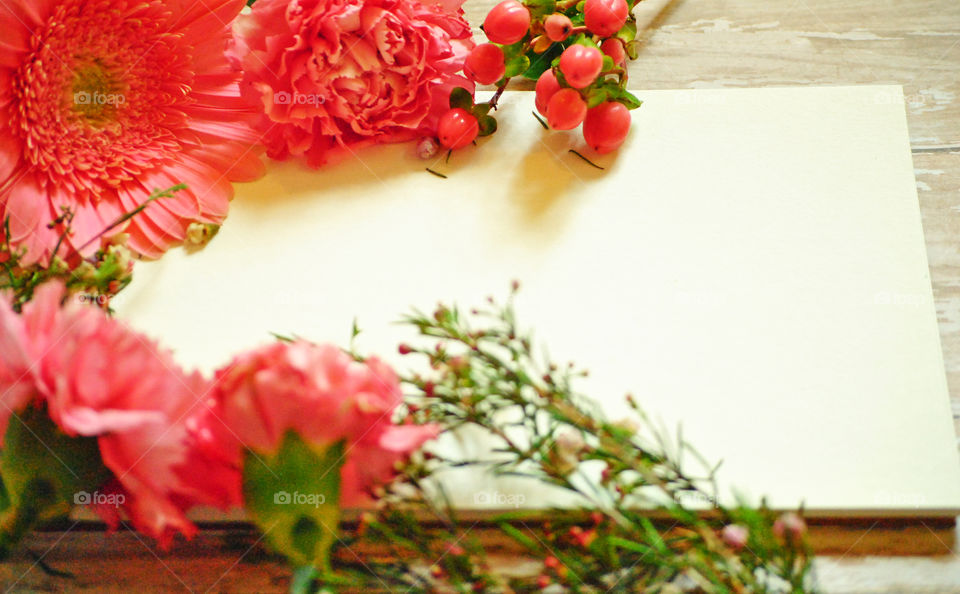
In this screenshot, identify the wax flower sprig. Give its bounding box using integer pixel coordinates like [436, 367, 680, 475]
[0, 185, 188, 313]
[322, 285, 818, 592]
[433, 0, 644, 154]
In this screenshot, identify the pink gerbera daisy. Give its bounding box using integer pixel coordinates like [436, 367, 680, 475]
[0, 0, 264, 264]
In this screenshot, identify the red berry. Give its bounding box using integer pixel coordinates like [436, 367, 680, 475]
[559, 44, 604, 89]
[544, 13, 573, 42]
[484, 0, 531, 45]
[465, 43, 506, 85]
[582, 101, 631, 153]
[438, 108, 479, 149]
[546, 88, 587, 130]
[534, 69, 562, 116]
[601, 38, 626, 67]
[584, 0, 629, 37]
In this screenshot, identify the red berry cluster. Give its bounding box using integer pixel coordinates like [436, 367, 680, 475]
[432, 0, 642, 156]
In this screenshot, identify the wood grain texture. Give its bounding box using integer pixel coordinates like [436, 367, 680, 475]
[1, 520, 956, 593]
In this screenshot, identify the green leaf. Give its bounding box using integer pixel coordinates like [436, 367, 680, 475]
[470, 102, 493, 120]
[477, 114, 498, 137]
[616, 20, 637, 43]
[291, 566, 320, 594]
[638, 517, 669, 554]
[572, 33, 599, 49]
[449, 87, 474, 110]
[586, 87, 609, 108]
[499, 39, 528, 61]
[602, 55, 616, 72]
[497, 522, 540, 551]
[0, 405, 112, 559]
[624, 40, 640, 60]
[242, 432, 346, 573]
[609, 536, 654, 555]
[0, 405, 111, 521]
[504, 53, 531, 78]
[523, 0, 556, 18]
[523, 43, 563, 79]
[618, 90, 643, 110]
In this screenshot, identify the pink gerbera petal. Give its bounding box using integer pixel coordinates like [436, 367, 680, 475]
[0, 0, 263, 265]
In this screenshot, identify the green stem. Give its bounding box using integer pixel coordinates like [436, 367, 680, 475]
[0, 479, 54, 560]
[489, 80, 510, 110]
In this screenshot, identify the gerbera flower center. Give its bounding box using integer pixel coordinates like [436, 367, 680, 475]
[71, 62, 125, 126]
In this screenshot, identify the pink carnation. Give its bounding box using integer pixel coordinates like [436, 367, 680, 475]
[0, 0, 264, 264]
[0, 297, 37, 438]
[192, 341, 438, 506]
[0, 283, 212, 547]
[236, 0, 475, 167]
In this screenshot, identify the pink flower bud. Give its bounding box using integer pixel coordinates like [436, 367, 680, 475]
[721, 524, 749, 551]
[773, 512, 807, 541]
[416, 137, 440, 159]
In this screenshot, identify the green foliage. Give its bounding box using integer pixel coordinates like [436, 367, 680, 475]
[616, 20, 638, 43]
[504, 52, 532, 78]
[522, 43, 563, 80]
[0, 184, 186, 313]
[449, 87, 473, 111]
[242, 432, 346, 573]
[0, 406, 113, 559]
[477, 114, 498, 136]
[524, 0, 557, 19]
[372, 286, 818, 592]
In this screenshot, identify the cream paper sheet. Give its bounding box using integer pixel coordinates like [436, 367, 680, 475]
[115, 86, 960, 513]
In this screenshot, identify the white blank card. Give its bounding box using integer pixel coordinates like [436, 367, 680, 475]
[116, 86, 960, 514]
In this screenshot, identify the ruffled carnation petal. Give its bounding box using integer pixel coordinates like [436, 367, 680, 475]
[340, 423, 440, 504]
[0, 296, 36, 439]
[191, 340, 438, 509]
[238, 0, 474, 167]
[8, 281, 213, 546]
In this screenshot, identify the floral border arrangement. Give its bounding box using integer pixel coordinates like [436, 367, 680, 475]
[0, 0, 817, 591]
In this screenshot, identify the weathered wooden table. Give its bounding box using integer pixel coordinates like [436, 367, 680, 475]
[3, 0, 959, 591]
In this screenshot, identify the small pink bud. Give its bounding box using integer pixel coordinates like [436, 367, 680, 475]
[721, 524, 749, 551]
[773, 512, 807, 541]
[398, 343, 414, 355]
[446, 543, 466, 556]
[416, 136, 440, 159]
